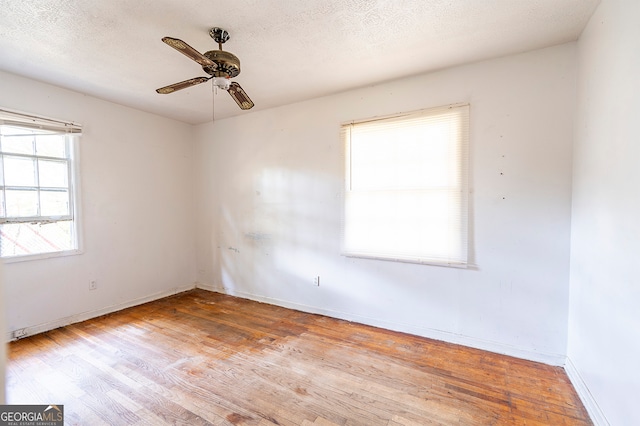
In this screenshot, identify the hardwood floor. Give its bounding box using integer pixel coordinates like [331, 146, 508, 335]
[7, 289, 591, 425]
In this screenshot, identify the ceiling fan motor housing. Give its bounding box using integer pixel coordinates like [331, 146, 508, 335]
[203, 50, 240, 78]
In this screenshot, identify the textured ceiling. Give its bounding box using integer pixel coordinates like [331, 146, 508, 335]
[0, 0, 599, 124]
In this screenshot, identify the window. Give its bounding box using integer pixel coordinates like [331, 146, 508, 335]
[0, 109, 81, 260]
[342, 103, 469, 266]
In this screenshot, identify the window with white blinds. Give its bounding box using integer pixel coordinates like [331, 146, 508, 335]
[342, 103, 469, 266]
[0, 109, 82, 260]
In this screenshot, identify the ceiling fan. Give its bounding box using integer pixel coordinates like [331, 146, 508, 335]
[156, 27, 254, 110]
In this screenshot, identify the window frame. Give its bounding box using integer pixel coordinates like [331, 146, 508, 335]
[341, 103, 470, 267]
[0, 109, 82, 262]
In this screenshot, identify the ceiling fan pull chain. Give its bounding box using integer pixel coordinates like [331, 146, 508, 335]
[212, 80, 216, 122]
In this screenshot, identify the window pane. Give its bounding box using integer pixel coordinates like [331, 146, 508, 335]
[38, 159, 68, 188]
[5, 189, 38, 217]
[3, 156, 37, 186]
[344, 190, 461, 261]
[350, 118, 459, 191]
[1, 126, 30, 136]
[0, 135, 35, 155]
[0, 221, 73, 257]
[36, 134, 67, 158]
[40, 190, 70, 216]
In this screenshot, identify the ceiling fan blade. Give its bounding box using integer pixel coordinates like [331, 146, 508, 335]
[162, 37, 216, 68]
[156, 77, 211, 94]
[227, 82, 254, 110]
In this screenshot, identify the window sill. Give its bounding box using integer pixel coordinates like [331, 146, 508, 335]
[2, 248, 83, 264]
[342, 252, 469, 269]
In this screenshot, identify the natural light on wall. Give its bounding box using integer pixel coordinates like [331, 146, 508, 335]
[342, 103, 469, 267]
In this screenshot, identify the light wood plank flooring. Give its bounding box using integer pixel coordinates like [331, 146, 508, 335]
[7, 289, 592, 425]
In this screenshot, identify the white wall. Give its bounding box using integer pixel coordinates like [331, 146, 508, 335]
[568, 0, 640, 424]
[0, 71, 197, 337]
[194, 44, 577, 364]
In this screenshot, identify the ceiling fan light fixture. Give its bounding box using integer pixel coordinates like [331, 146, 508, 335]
[212, 76, 231, 91]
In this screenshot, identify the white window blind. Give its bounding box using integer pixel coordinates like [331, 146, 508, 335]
[342, 103, 469, 266]
[0, 108, 82, 259]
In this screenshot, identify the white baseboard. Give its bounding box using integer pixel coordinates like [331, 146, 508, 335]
[195, 282, 222, 292]
[195, 283, 566, 366]
[5, 283, 197, 342]
[565, 356, 609, 425]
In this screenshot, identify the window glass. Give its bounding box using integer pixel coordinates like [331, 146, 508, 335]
[40, 190, 70, 216]
[38, 160, 69, 188]
[1, 135, 35, 155]
[3, 156, 37, 186]
[5, 189, 39, 217]
[0, 221, 73, 257]
[36, 134, 67, 158]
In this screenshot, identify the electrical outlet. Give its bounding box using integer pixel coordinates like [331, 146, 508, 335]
[89, 280, 98, 290]
[313, 276, 320, 286]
